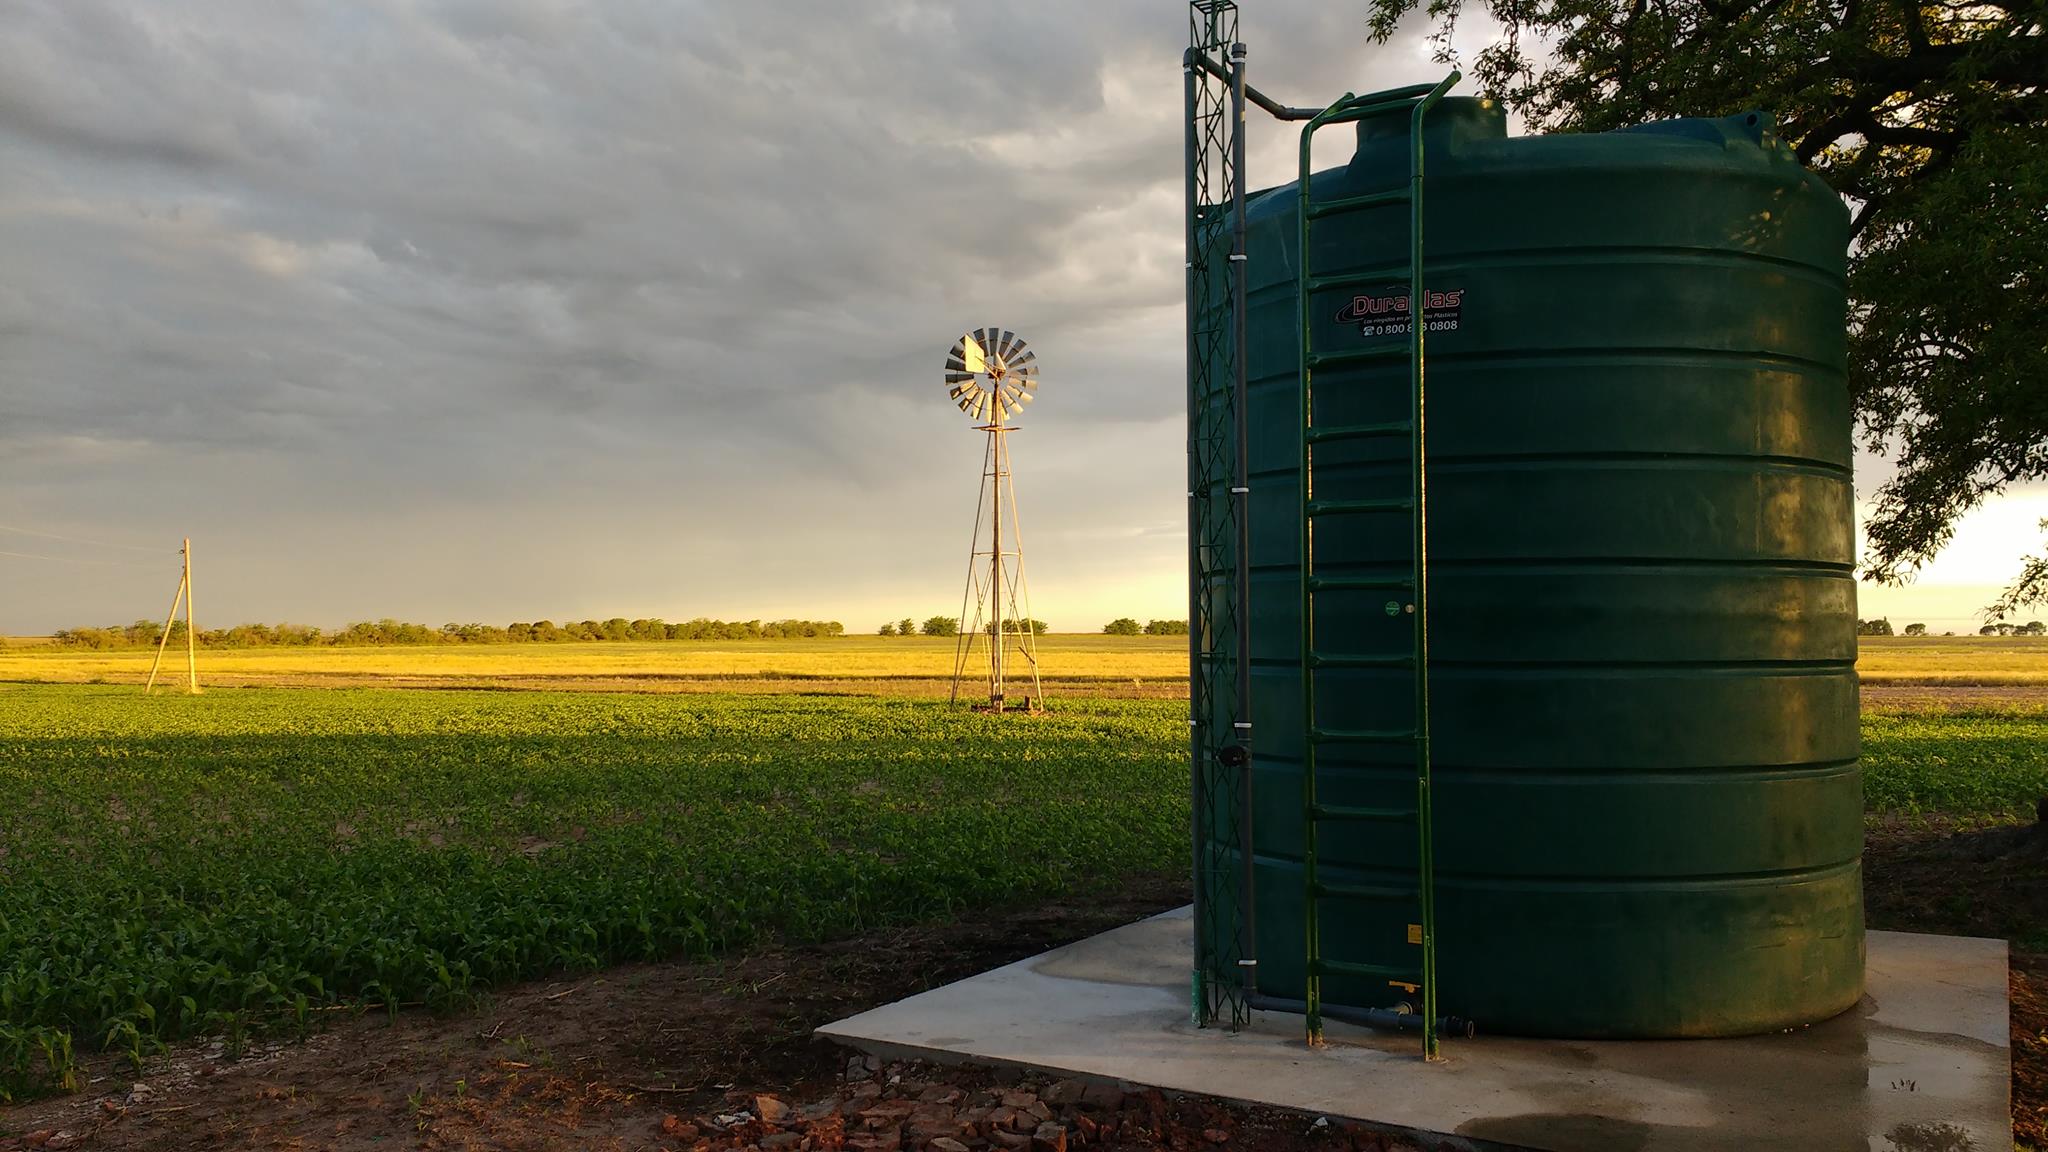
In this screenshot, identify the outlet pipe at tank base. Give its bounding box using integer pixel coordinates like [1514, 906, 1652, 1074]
[1247, 993, 1476, 1039]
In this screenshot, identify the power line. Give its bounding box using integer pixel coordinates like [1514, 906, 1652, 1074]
[0, 523, 168, 554]
[0, 547, 158, 568]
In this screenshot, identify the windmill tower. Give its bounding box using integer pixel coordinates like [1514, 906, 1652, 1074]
[944, 328, 1045, 713]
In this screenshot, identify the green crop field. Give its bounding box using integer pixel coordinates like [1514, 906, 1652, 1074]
[0, 685, 1187, 1100]
[0, 681, 2038, 1100]
[1860, 704, 2048, 814]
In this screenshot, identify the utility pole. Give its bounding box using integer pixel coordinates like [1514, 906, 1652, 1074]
[144, 538, 199, 694]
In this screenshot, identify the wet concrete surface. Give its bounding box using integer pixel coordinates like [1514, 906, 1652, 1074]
[819, 908, 2011, 1151]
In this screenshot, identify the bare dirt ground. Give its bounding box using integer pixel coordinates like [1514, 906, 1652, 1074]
[11, 679, 2043, 708]
[1862, 683, 2048, 711]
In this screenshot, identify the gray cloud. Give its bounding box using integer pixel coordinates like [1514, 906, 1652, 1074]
[1, 0, 1446, 631]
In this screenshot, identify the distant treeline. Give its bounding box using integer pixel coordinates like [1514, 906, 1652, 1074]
[1859, 617, 2046, 637]
[1103, 619, 1190, 636]
[50, 617, 847, 650]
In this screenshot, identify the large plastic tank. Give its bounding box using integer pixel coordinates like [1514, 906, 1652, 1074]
[1202, 98, 1862, 1038]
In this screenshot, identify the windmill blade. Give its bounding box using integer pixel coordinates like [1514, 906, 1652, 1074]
[940, 328, 1036, 424]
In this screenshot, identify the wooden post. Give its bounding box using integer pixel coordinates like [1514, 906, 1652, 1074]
[143, 569, 185, 694]
[182, 538, 198, 693]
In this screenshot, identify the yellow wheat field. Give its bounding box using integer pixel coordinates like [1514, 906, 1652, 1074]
[1, 634, 2043, 694]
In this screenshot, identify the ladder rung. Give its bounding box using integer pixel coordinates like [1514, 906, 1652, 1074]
[1311, 957, 1423, 980]
[1310, 726, 1417, 744]
[1306, 421, 1412, 444]
[1306, 345, 1409, 369]
[1305, 189, 1411, 220]
[1311, 803, 1418, 823]
[1306, 574, 1415, 592]
[1308, 652, 1414, 669]
[1306, 498, 1414, 517]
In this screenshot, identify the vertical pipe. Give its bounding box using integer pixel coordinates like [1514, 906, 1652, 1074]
[1228, 39, 1256, 999]
[1296, 101, 1330, 1047]
[1182, 51, 1211, 1025]
[182, 538, 197, 694]
[1407, 72, 1459, 1063]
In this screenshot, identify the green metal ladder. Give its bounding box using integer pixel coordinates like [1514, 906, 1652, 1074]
[1295, 72, 1459, 1060]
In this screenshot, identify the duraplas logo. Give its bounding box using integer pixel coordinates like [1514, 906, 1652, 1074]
[1334, 288, 1465, 338]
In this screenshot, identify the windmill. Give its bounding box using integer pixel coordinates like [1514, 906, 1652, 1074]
[944, 328, 1045, 712]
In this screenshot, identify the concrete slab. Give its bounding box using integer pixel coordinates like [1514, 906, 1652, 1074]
[819, 908, 2011, 1152]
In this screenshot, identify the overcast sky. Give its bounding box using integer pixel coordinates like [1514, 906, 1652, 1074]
[1, 0, 2038, 634]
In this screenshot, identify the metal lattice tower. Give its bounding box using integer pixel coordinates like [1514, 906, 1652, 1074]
[1185, 0, 1253, 1030]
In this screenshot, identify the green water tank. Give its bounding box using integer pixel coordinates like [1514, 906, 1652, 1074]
[1204, 99, 1862, 1038]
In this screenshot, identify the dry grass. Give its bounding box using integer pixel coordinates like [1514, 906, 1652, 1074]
[0, 634, 1188, 694]
[1857, 635, 2048, 685]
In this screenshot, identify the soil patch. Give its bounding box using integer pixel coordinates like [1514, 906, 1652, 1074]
[1863, 684, 2048, 711]
[1865, 812, 2048, 949]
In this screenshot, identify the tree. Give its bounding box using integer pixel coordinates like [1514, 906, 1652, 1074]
[899, 618, 917, 638]
[2022, 620, 2047, 636]
[1143, 619, 1191, 636]
[878, 622, 897, 636]
[1856, 617, 1895, 636]
[921, 616, 960, 637]
[1103, 617, 1143, 636]
[1902, 622, 1928, 636]
[1368, 0, 2048, 613]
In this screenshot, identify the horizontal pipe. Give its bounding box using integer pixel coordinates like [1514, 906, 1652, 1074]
[1184, 48, 1319, 120]
[1247, 993, 1476, 1038]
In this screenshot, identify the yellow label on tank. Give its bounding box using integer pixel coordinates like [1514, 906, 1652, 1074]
[1407, 923, 1422, 945]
